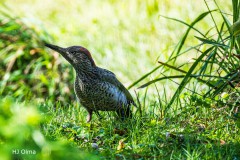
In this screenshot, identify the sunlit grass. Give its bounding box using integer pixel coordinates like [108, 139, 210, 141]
[40, 97, 239, 159]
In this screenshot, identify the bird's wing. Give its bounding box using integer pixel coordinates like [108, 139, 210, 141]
[97, 67, 136, 106]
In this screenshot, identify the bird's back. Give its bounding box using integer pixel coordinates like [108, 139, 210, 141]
[74, 67, 133, 112]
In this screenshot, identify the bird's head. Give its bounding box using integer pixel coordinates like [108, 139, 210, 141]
[45, 43, 96, 70]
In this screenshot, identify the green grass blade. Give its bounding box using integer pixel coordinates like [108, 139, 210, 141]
[128, 65, 161, 89]
[169, 10, 216, 61]
[138, 75, 186, 89]
[167, 46, 214, 108]
[195, 36, 229, 48]
[138, 73, 218, 89]
[232, 20, 240, 36]
[232, 0, 239, 22]
[159, 15, 206, 38]
[204, 0, 223, 42]
[214, 0, 232, 34]
[211, 72, 239, 97]
[158, 61, 187, 73]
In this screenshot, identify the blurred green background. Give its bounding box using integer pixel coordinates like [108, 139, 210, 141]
[1, 0, 232, 100]
[3, 0, 231, 83]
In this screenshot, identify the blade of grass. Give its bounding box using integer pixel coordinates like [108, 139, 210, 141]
[138, 73, 224, 89]
[128, 65, 161, 89]
[211, 71, 239, 97]
[232, 0, 239, 22]
[168, 10, 216, 61]
[134, 90, 142, 117]
[138, 75, 186, 89]
[159, 15, 206, 38]
[204, 0, 223, 42]
[158, 60, 187, 74]
[214, 2, 232, 35]
[167, 46, 215, 108]
[195, 36, 229, 48]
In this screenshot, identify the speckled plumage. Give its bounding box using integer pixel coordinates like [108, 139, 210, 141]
[45, 43, 135, 122]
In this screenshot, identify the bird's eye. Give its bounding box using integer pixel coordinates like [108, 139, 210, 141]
[71, 51, 77, 54]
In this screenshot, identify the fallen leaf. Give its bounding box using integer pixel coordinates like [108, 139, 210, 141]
[117, 139, 125, 151]
[220, 139, 226, 145]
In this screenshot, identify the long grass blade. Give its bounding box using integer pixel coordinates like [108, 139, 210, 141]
[210, 71, 239, 97]
[128, 65, 161, 89]
[159, 15, 206, 38]
[195, 36, 229, 48]
[138, 75, 186, 89]
[167, 46, 214, 108]
[138, 73, 223, 89]
[169, 10, 215, 61]
[158, 61, 187, 73]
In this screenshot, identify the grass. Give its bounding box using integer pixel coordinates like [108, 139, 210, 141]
[40, 98, 240, 159]
[1, 0, 240, 159]
[1, 95, 238, 159]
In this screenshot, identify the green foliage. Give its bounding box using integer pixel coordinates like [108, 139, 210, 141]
[39, 97, 240, 159]
[135, 0, 240, 112]
[0, 11, 75, 104]
[0, 97, 98, 160]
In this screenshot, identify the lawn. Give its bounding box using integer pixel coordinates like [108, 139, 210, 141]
[0, 0, 240, 159]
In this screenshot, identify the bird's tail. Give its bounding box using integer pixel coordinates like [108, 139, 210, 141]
[125, 106, 132, 118]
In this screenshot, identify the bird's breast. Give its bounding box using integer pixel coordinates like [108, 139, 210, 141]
[74, 76, 128, 110]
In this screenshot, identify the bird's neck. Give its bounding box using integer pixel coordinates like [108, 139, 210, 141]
[75, 65, 97, 79]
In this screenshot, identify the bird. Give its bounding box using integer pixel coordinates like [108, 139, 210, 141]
[45, 43, 135, 122]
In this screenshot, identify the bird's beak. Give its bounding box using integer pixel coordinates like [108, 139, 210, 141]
[45, 43, 66, 54]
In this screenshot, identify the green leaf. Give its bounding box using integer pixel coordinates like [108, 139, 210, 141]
[231, 19, 240, 36]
